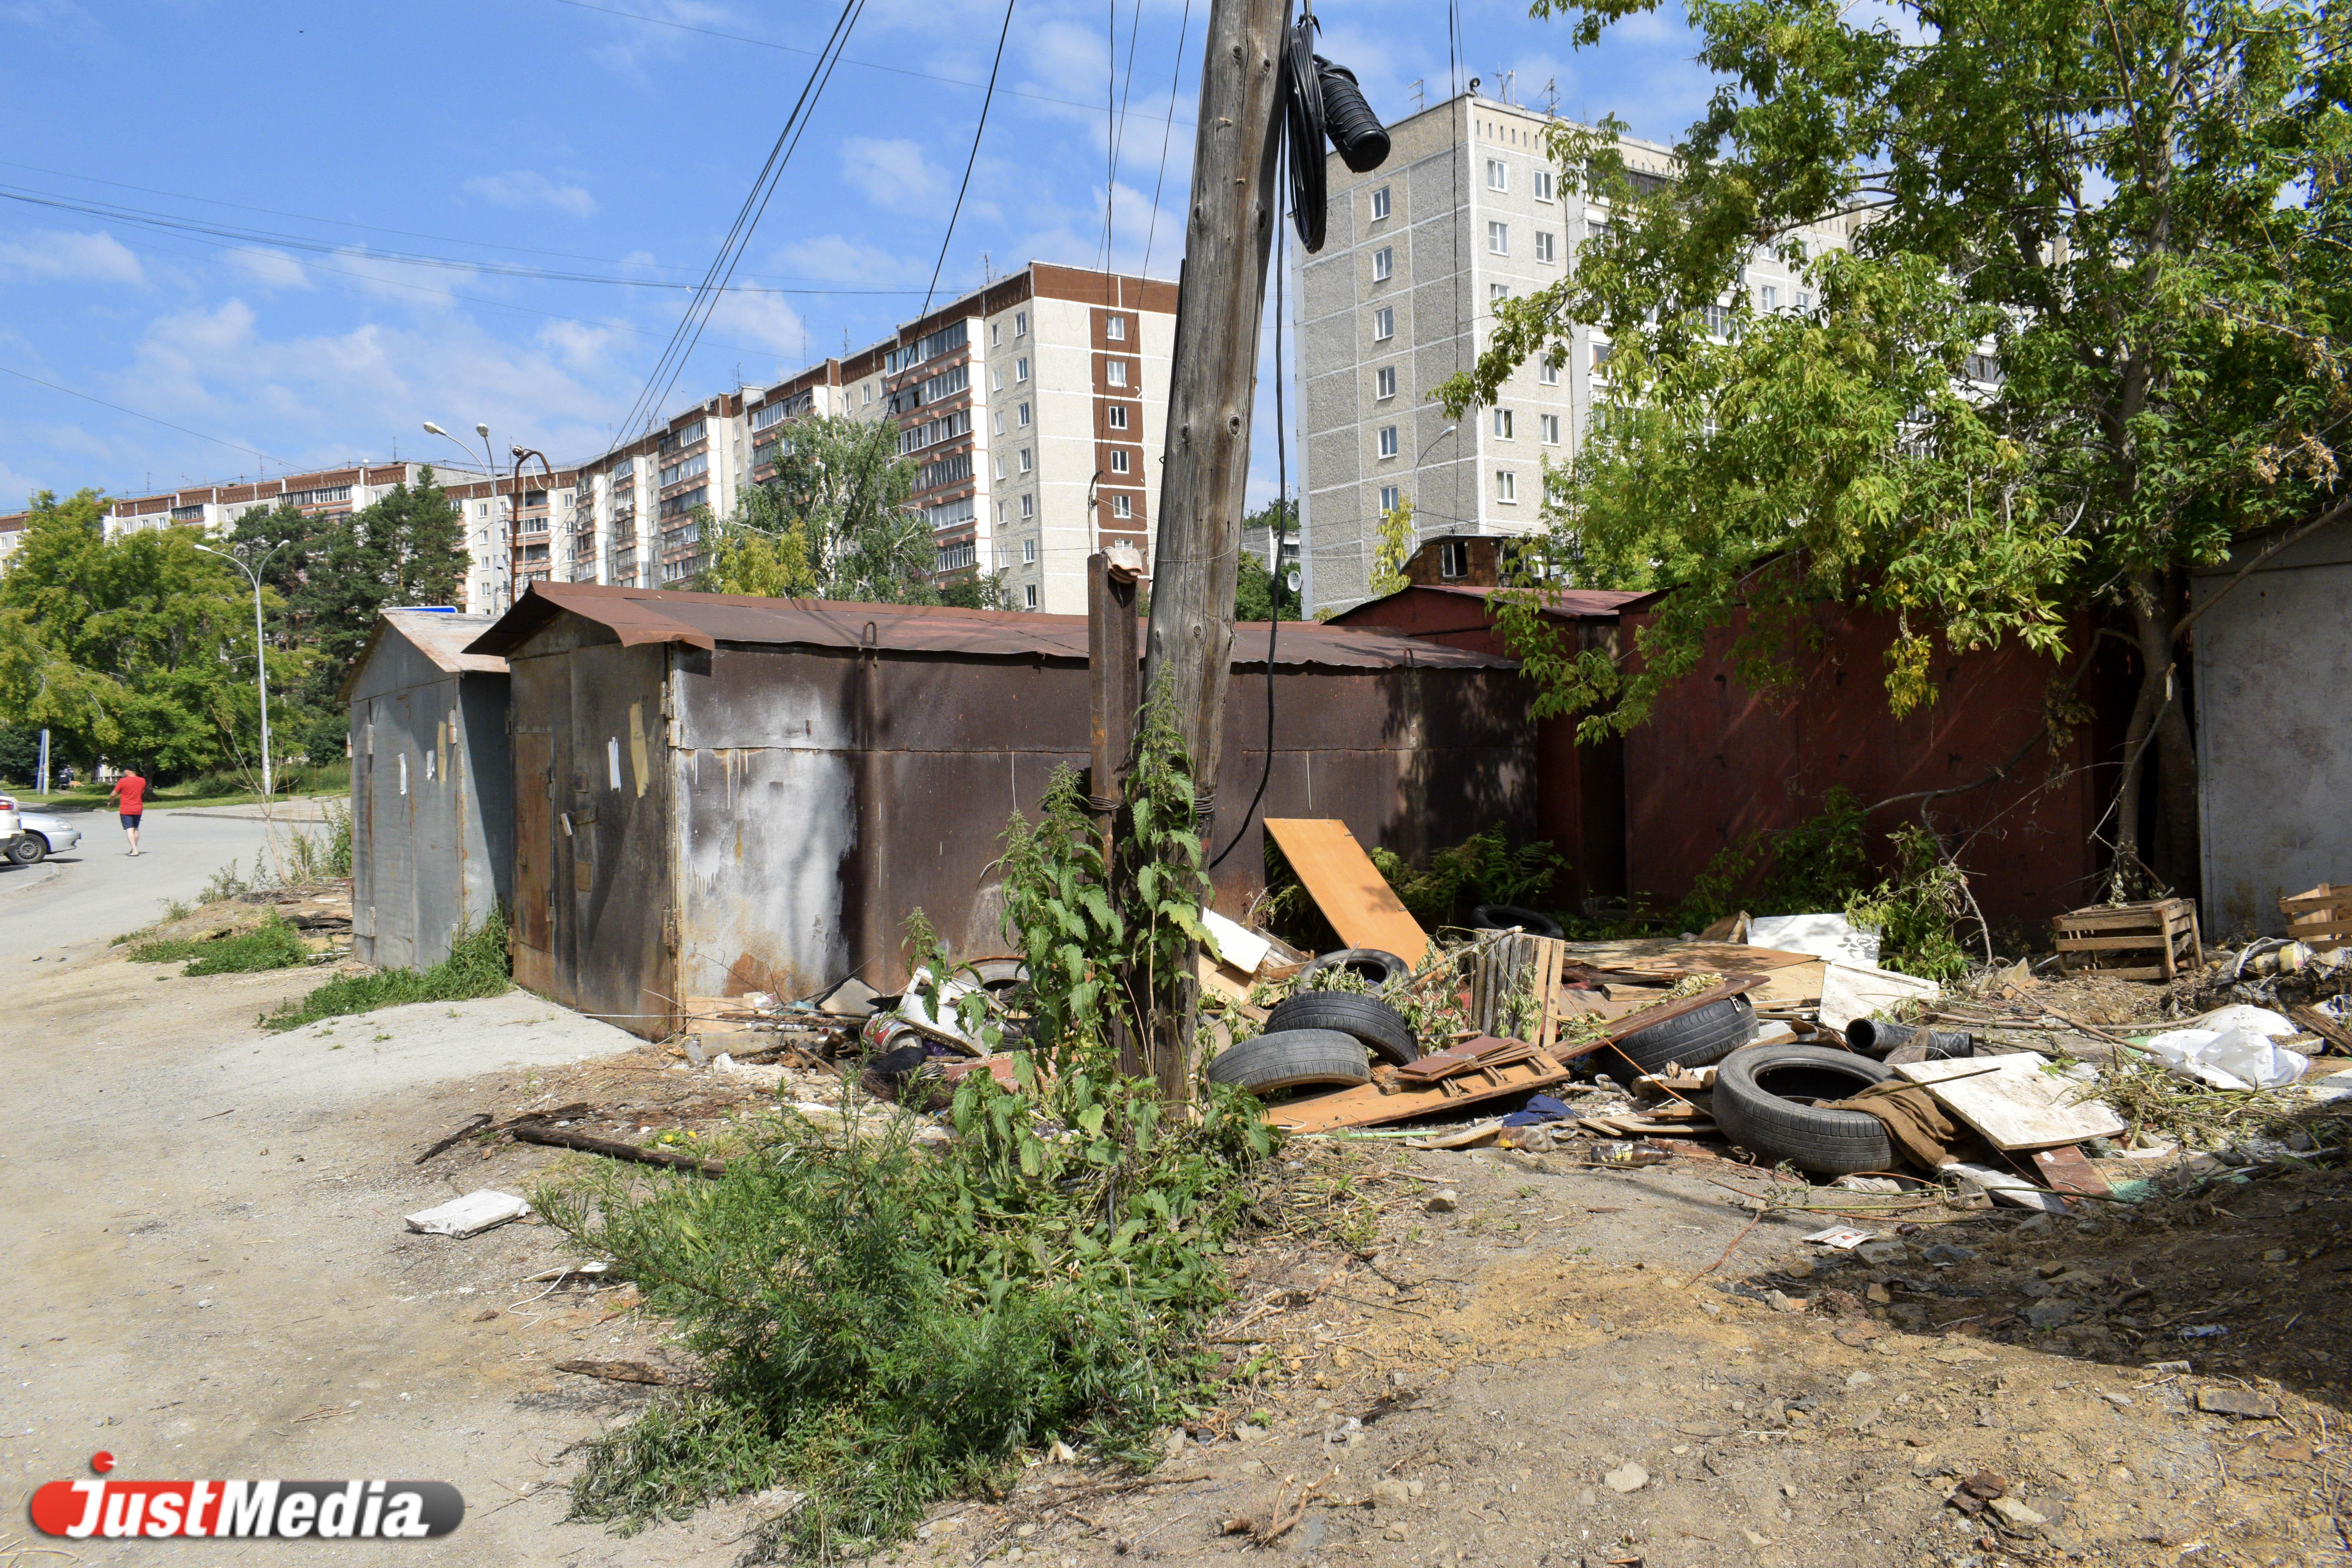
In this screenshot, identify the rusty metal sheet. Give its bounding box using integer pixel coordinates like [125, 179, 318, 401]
[1262, 818, 1431, 967]
[469, 581, 1514, 671]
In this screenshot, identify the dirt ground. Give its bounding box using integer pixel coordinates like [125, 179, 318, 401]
[9, 918, 2351, 1568]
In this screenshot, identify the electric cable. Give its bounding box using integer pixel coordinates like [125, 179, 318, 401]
[1098, 0, 1147, 273]
[1139, 0, 1194, 279]
[922, 0, 1018, 316]
[1281, 11, 1327, 252]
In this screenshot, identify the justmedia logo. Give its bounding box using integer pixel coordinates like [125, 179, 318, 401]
[28, 1453, 464, 1539]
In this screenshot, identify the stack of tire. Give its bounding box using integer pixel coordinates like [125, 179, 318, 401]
[1205, 948, 1421, 1095]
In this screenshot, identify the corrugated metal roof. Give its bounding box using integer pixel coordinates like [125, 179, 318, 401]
[1333, 584, 1648, 621]
[468, 581, 1518, 671]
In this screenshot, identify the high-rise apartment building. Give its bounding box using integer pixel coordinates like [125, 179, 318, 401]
[55, 263, 1170, 615]
[1295, 90, 1855, 616]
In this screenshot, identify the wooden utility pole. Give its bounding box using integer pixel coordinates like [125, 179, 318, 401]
[1140, 0, 1290, 1098]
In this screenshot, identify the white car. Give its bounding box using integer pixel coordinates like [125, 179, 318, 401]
[9, 806, 80, 864]
[0, 797, 17, 864]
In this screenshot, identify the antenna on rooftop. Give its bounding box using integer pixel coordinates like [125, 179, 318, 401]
[1543, 77, 1559, 116]
[1409, 78, 1425, 113]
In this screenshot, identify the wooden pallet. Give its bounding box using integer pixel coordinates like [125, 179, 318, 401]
[2283, 884, 2352, 955]
[2051, 897, 2202, 981]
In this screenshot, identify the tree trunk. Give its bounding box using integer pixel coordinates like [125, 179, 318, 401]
[2111, 569, 2200, 900]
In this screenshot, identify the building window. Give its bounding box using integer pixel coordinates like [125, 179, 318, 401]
[1371, 185, 1390, 220]
[1107, 314, 1128, 341]
[1024, 583, 1040, 608]
[1020, 448, 1033, 473]
[1540, 412, 1561, 445]
[1110, 448, 1131, 474]
[1491, 283, 1510, 304]
[1378, 425, 1399, 457]
[1112, 493, 1133, 518]
[1797, 290, 1813, 312]
[1015, 310, 1028, 336]
[1023, 537, 1037, 563]
[1488, 221, 1508, 256]
[1493, 408, 1514, 439]
[1016, 356, 1029, 382]
[1496, 469, 1517, 503]
[1376, 366, 1397, 399]
[1018, 401, 1032, 427]
[1758, 283, 1779, 310]
[1440, 539, 1469, 579]
[1593, 338, 1613, 369]
[994, 456, 1006, 480]
[864, 385, 874, 404]
[1486, 158, 1508, 192]
[1534, 169, 1554, 201]
[994, 411, 1005, 435]
[1373, 306, 1395, 341]
[1107, 359, 1129, 387]
[1534, 230, 1556, 263]
[1373, 246, 1393, 281]
[1702, 301, 1734, 337]
[1021, 494, 1035, 518]
[1379, 484, 1401, 515]
[1107, 404, 1128, 429]
[1539, 354, 1561, 386]
[991, 322, 1002, 346]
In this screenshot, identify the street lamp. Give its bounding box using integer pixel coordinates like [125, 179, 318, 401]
[510, 445, 554, 593]
[194, 539, 289, 798]
[423, 420, 509, 612]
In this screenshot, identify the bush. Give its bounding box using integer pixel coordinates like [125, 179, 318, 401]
[130, 915, 307, 975]
[262, 908, 510, 1030]
[541, 1065, 1269, 1555]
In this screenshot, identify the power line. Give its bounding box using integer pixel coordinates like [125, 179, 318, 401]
[1140, 0, 1194, 280]
[1096, 0, 1147, 274]
[539, 0, 1193, 128]
[923, 0, 1020, 318]
[0, 364, 295, 468]
[617, 0, 869, 441]
[0, 183, 927, 296]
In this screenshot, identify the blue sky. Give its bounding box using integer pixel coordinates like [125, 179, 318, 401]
[0, 0, 1712, 511]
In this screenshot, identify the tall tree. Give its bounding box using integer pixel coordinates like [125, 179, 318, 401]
[699, 415, 1005, 606]
[1447, 0, 2350, 893]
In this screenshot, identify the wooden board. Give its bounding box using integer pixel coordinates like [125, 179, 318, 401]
[1747, 959, 1827, 1007]
[1557, 936, 1820, 974]
[2283, 884, 2352, 952]
[1817, 961, 1942, 1031]
[2031, 1145, 2112, 1197]
[1893, 1053, 2126, 1151]
[1265, 1051, 1568, 1133]
[1264, 818, 1430, 967]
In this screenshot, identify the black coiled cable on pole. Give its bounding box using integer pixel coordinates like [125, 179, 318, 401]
[1279, 12, 1393, 254]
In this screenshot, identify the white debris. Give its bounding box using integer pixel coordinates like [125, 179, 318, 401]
[1749, 913, 1882, 968]
[405, 1190, 531, 1238]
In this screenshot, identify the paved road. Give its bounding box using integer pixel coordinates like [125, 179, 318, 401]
[0, 800, 332, 960]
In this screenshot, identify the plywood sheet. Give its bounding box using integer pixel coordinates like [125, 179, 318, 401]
[1818, 961, 1942, 1031]
[1263, 818, 1430, 968]
[1264, 1051, 1567, 1133]
[1747, 959, 1827, 1007]
[1558, 936, 1820, 973]
[1894, 1052, 2125, 1151]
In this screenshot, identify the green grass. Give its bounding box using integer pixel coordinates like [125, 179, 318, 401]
[129, 915, 309, 975]
[261, 909, 510, 1031]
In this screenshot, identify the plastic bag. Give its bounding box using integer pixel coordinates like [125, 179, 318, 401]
[2183, 1004, 2298, 1038]
[2139, 1025, 2310, 1091]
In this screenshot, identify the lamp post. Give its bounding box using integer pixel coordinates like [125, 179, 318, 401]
[423, 420, 508, 612]
[194, 540, 289, 798]
[510, 446, 554, 593]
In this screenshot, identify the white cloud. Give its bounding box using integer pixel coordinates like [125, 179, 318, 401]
[462, 171, 598, 218]
[223, 246, 311, 291]
[770, 234, 927, 286]
[840, 138, 945, 211]
[0, 229, 143, 286]
[707, 289, 811, 359]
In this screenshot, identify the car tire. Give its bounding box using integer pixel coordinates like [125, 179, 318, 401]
[1711, 1044, 1895, 1175]
[1470, 903, 1563, 938]
[1264, 991, 1419, 1066]
[7, 835, 44, 866]
[1297, 947, 1411, 989]
[1205, 1028, 1373, 1096]
[1602, 995, 1758, 1083]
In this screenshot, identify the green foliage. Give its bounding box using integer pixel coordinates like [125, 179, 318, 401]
[1454, 0, 2352, 874]
[1368, 496, 1414, 599]
[699, 415, 1014, 607]
[0, 724, 41, 784]
[1368, 825, 1568, 927]
[1234, 552, 1282, 623]
[1235, 498, 1296, 621]
[1675, 789, 1971, 978]
[130, 913, 307, 975]
[995, 768, 1122, 1054]
[262, 908, 510, 1031]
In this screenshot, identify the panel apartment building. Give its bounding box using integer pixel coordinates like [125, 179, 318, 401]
[52, 261, 1169, 617]
[1294, 89, 1857, 616]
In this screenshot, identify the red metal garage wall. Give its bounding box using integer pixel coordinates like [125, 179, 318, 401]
[1621, 604, 2105, 931]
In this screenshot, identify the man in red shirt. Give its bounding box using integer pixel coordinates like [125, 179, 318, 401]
[107, 768, 148, 857]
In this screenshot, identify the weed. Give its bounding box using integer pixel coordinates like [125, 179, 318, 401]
[261, 909, 510, 1031]
[129, 915, 307, 975]
[199, 862, 250, 904]
[1369, 825, 1567, 927]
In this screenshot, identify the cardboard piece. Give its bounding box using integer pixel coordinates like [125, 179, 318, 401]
[1263, 819, 1431, 967]
[1893, 1051, 2126, 1151]
[1818, 961, 1942, 1031]
[1201, 909, 1273, 975]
